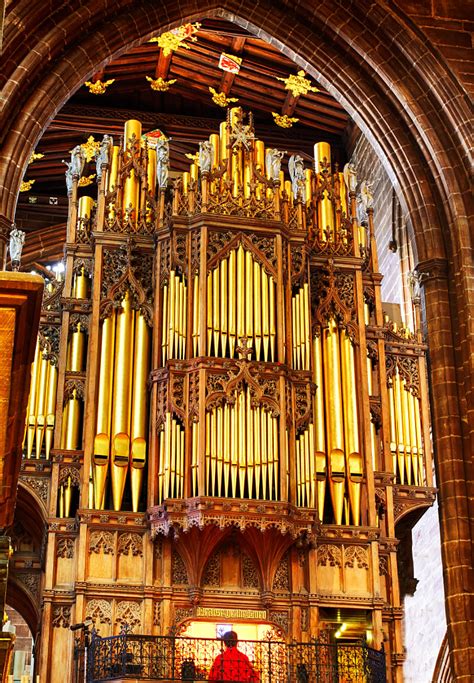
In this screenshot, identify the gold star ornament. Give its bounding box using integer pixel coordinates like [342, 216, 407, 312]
[20, 179, 35, 192]
[149, 23, 201, 57]
[209, 87, 239, 108]
[84, 79, 115, 95]
[146, 76, 177, 92]
[276, 70, 319, 98]
[272, 113, 299, 128]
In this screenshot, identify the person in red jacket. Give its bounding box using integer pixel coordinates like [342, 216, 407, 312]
[208, 631, 259, 682]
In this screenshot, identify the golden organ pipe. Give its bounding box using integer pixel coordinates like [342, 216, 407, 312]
[303, 284, 310, 370]
[191, 421, 199, 496]
[341, 330, 362, 525]
[314, 142, 334, 237]
[231, 402, 238, 496]
[205, 412, 211, 494]
[147, 146, 157, 193]
[213, 266, 220, 355]
[324, 319, 345, 525]
[237, 246, 245, 341]
[111, 292, 134, 511]
[64, 389, 81, 450]
[164, 412, 171, 498]
[313, 333, 327, 520]
[394, 371, 405, 484]
[44, 363, 57, 460]
[64, 476, 72, 518]
[161, 284, 168, 364]
[299, 289, 306, 369]
[400, 379, 412, 485]
[192, 275, 199, 357]
[35, 351, 49, 458]
[207, 272, 213, 353]
[130, 312, 149, 512]
[169, 271, 176, 358]
[123, 120, 142, 222]
[238, 391, 246, 495]
[415, 397, 424, 485]
[407, 390, 419, 486]
[262, 269, 269, 362]
[210, 410, 217, 495]
[272, 417, 278, 498]
[210, 133, 220, 169]
[228, 249, 236, 357]
[108, 145, 120, 192]
[308, 423, 316, 508]
[182, 172, 190, 195]
[223, 403, 230, 497]
[74, 266, 89, 299]
[305, 169, 312, 206]
[254, 262, 262, 359]
[388, 382, 398, 475]
[245, 250, 253, 343]
[26, 341, 41, 457]
[269, 276, 276, 361]
[217, 406, 223, 496]
[339, 172, 348, 217]
[292, 297, 297, 368]
[220, 259, 228, 356]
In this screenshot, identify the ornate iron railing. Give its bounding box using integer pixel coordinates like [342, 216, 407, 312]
[87, 631, 386, 682]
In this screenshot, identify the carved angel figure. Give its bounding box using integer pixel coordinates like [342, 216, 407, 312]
[156, 138, 170, 189]
[63, 145, 85, 193]
[96, 134, 113, 179]
[9, 225, 26, 269]
[343, 162, 358, 193]
[199, 140, 214, 173]
[360, 180, 374, 211]
[265, 148, 285, 182]
[288, 154, 306, 201]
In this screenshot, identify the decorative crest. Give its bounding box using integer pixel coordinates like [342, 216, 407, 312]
[20, 179, 35, 192]
[272, 113, 299, 128]
[276, 70, 319, 98]
[76, 136, 100, 163]
[209, 87, 239, 108]
[230, 110, 255, 151]
[149, 22, 201, 57]
[78, 174, 96, 187]
[146, 76, 177, 92]
[84, 79, 115, 95]
[28, 151, 44, 164]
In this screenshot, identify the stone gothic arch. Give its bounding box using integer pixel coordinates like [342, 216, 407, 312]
[0, 1, 472, 677]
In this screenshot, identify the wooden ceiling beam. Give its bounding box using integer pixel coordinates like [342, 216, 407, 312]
[219, 36, 246, 96]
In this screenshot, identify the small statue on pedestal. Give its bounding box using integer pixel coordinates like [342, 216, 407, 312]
[9, 225, 26, 271]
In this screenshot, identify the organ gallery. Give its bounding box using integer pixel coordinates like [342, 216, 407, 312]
[21, 108, 436, 681]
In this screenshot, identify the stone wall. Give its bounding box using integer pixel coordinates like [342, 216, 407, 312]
[403, 500, 447, 682]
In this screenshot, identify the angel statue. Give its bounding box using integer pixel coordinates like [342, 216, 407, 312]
[288, 154, 306, 202]
[199, 140, 214, 174]
[63, 144, 85, 194]
[9, 225, 26, 271]
[96, 134, 113, 180]
[360, 180, 374, 211]
[156, 138, 170, 190]
[343, 162, 358, 193]
[265, 148, 285, 182]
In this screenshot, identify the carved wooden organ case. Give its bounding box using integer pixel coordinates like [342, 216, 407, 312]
[24, 109, 436, 679]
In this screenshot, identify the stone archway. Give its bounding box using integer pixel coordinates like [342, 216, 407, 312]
[1, 1, 472, 677]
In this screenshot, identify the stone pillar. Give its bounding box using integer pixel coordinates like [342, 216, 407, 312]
[418, 257, 474, 680]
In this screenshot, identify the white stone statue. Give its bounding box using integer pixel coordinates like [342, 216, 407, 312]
[288, 154, 306, 201]
[265, 148, 285, 182]
[96, 134, 113, 179]
[156, 138, 170, 189]
[63, 145, 85, 193]
[199, 140, 213, 173]
[9, 225, 25, 270]
[343, 162, 358, 193]
[360, 180, 374, 211]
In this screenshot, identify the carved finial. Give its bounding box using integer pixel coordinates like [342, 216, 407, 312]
[236, 337, 253, 360]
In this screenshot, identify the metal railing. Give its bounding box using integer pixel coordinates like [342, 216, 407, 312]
[87, 631, 386, 682]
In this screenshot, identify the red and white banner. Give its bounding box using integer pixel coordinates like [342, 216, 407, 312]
[218, 53, 242, 74]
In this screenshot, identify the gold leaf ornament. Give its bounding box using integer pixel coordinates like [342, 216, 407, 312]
[20, 179, 35, 192]
[74, 136, 100, 163]
[209, 87, 239, 108]
[272, 113, 299, 128]
[78, 174, 96, 187]
[149, 22, 201, 57]
[84, 79, 115, 95]
[276, 70, 319, 98]
[146, 76, 177, 92]
[29, 152, 44, 164]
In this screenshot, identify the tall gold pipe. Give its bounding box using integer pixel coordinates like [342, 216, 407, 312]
[26, 342, 41, 457]
[303, 283, 310, 370]
[220, 258, 228, 356]
[108, 145, 120, 193]
[213, 266, 220, 355]
[190, 163, 199, 184]
[64, 476, 72, 518]
[210, 410, 216, 495]
[217, 406, 223, 496]
[182, 171, 190, 195]
[232, 146, 242, 197]
[230, 401, 238, 496]
[219, 122, 228, 181]
[205, 412, 211, 495]
[207, 272, 213, 353]
[338, 172, 348, 217]
[147, 146, 157, 193]
[130, 312, 149, 512]
[291, 297, 297, 368]
[161, 284, 168, 365]
[223, 403, 230, 497]
[269, 276, 276, 361]
[111, 293, 134, 511]
[305, 169, 312, 206]
[210, 133, 220, 169]
[254, 262, 262, 359]
[261, 408, 268, 500]
[324, 319, 345, 524]
[256, 140, 265, 174]
[299, 289, 306, 369]
[341, 331, 362, 525]
[314, 142, 334, 238]
[388, 382, 398, 476]
[192, 421, 199, 496]
[249, 397, 256, 497]
[168, 271, 176, 359]
[245, 250, 253, 346]
[123, 119, 142, 222]
[237, 246, 245, 342]
[179, 427, 185, 497]
[267, 411, 273, 500]
[35, 352, 49, 457]
[238, 390, 246, 495]
[415, 397, 424, 485]
[44, 363, 57, 459]
[285, 180, 293, 203]
[313, 333, 327, 520]
[272, 417, 279, 498]
[407, 390, 419, 486]
[164, 412, 171, 498]
[400, 379, 412, 485]
[192, 275, 199, 357]
[228, 249, 236, 357]
[262, 269, 269, 362]
[77, 196, 94, 239]
[296, 438, 301, 506]
[308, 423, 316, 508]
[180, 279, 186, 358]
[94, 314, 116, 508]
[394, 371, 405, 484]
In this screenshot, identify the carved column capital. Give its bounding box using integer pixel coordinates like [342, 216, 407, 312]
[415, 257, 449, 282]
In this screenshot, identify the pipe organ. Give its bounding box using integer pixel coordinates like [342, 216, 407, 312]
[29, 107, 436, 682]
